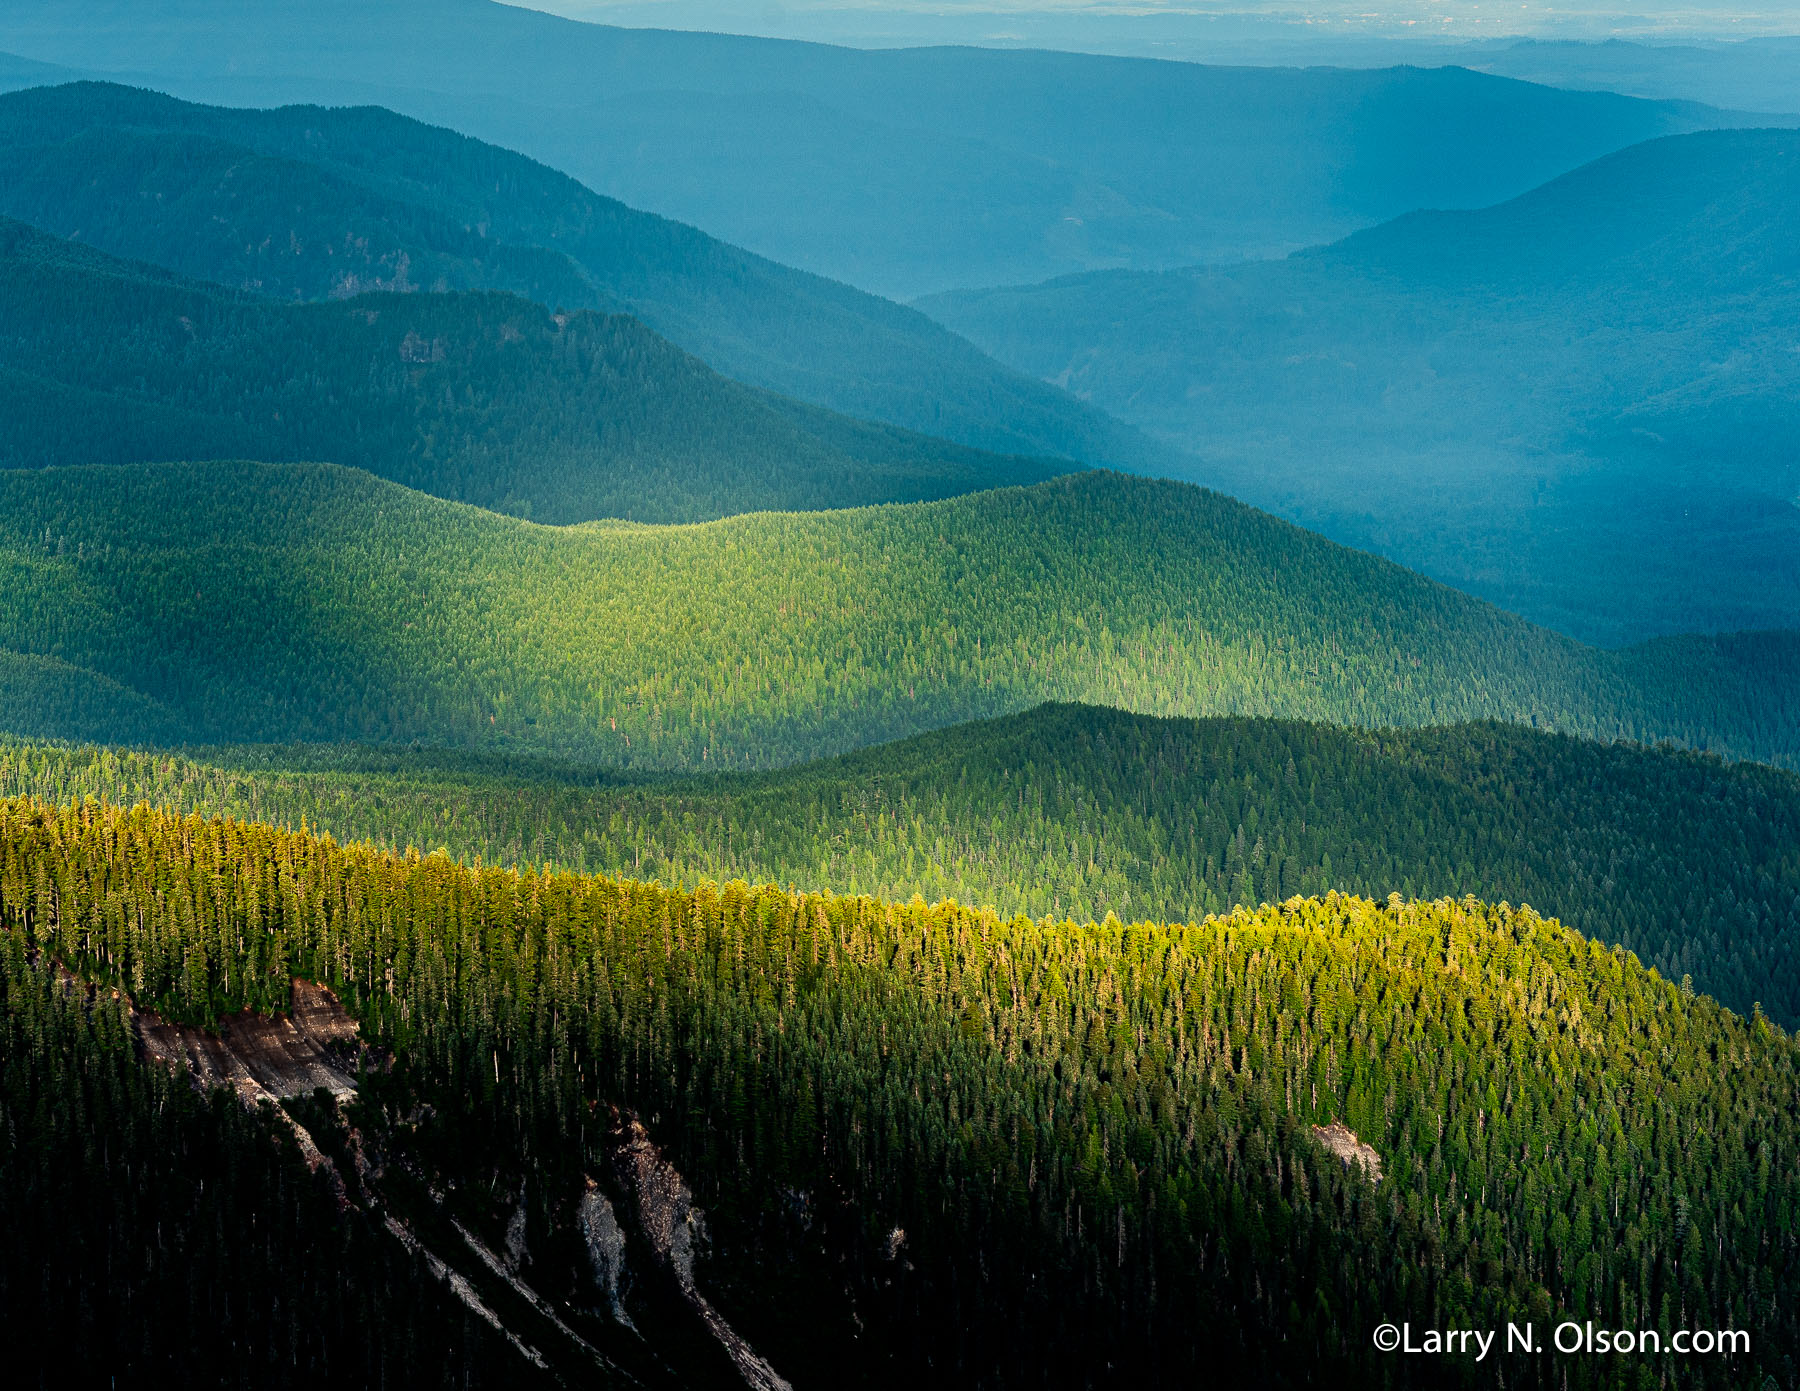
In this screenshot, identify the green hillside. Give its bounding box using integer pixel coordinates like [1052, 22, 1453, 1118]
[0, 650, 186, 748]
[2, 461, 1796, 768]
[11, 704, 1800, 1028]
[921, 128, 1800, 645]
[4, 796, 1793, 1386]
[0, 80, 1173, 471]
[0, 217, 1058, 523]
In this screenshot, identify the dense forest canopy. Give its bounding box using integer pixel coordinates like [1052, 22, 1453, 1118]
[1, 794, 1793, 1386]
[2, 461, 1797, 768]
[7, 704, 1798, 1027]
[0, 216, 1060, 523]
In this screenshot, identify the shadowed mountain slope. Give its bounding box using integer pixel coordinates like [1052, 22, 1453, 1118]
[0, 217, 1062, 523]
[0, 80, 1172, 472]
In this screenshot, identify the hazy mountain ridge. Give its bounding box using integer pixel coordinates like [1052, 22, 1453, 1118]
[0, 215, 1064, 522]
[0, 0, 1783, 298]
[920, 127, 1800, 644]
[0, 80, 1174, 472]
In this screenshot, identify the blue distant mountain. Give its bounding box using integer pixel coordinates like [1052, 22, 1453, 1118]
[921, 128, 1800, 645]
[0, 0, 1785, 298]
[0, 79, 1168, 471]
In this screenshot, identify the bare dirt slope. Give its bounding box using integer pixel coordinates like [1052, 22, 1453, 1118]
[134, 979, 359, 1105]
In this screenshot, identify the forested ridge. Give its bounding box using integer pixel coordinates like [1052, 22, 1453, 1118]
[1, 461, 1798, 770]
[0, 80, 1173, 469]
[0, 216, 1058, 522]
[0, 794, 1794, 1386]
[7, 704, 1798, 1030]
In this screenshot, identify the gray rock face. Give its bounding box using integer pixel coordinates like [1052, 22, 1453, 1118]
[1311, 1121, 1384, 1183]
[504, 1187, 529, 1274]
[579, 1178, 632, 1325]
[607, 1109, 792, 1391]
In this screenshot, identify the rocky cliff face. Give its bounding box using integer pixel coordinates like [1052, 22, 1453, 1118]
[133, 978, 361, 1104]
[579, 1178, 634, 1326]
[607, 1108, 794, 1391]
[116, 966, 794, 1389]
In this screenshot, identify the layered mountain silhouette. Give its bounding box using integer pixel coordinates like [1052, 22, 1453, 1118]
[0, 0, 1784, 296]
[0, 217, 1062, 522]
[0, 80, 1171, 471]
[923, 128, 1800, 644]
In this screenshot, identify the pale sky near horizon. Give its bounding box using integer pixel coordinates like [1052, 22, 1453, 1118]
[523, 1, 1800, 41]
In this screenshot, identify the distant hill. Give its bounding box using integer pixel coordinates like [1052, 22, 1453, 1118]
[0, 218, 1061, 523]
[0, 81, 1171, 472]
[1460, 37, 1800, 117]
[13, 702, 1800, 1027]
[1313, 125, 1800, 288]
[0, 460, 1795, 770]
[0, 49, 68, 90]
[0, 0, 1783, 298]
[922, 128, 1800, 645]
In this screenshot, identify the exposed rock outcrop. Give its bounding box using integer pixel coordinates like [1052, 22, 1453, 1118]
[504, 1185, 530, 1274]
[386, 1215, 549, 1371]
[607, 1109, 793, 1391]
[580, 1178, 634, 1326]
[134, 979, 359, 1103]
[1311, 1121, 1384, 1183]
[451, 1215, 622, 1376]
[129, 978, 363, 1196]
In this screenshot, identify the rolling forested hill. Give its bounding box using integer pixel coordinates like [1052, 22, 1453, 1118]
[0, 80, 1172, 471]
[2, 15, 1798, 1384]
[921, 128, 1800, 645]
[0, 461, 1796, 769]
[3, 796, 1795, 1386]
[0, 218, 1060, 522]
[7, 703, 1800, 1028]
[0, 0, 1781, 297]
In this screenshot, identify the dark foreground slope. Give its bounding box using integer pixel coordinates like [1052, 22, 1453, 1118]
[1, 462, 1796, 768]
[0, 81, 1167, 470]
[923, 128, 1800, 644]
[3, 797, 1794, 1387]
[12, 704, 1798, 1026]
[0, 0, 1778, 297]
[0, 941, 535, 1388]
[0, 218, 1059, 523]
